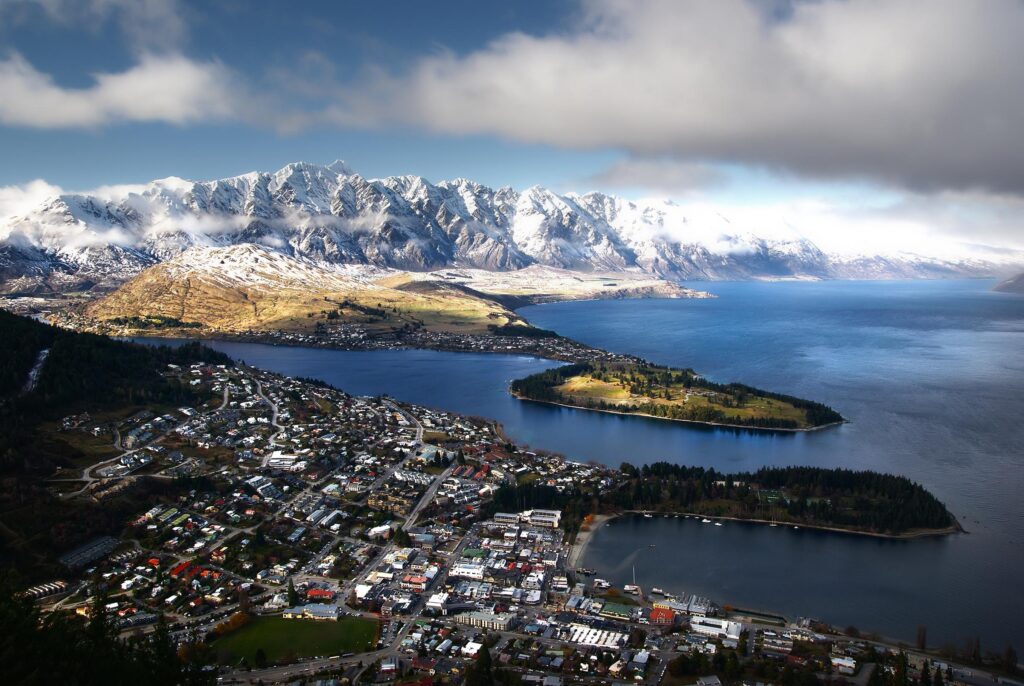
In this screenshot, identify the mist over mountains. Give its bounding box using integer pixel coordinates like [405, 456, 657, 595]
[0, 161, 1016, 295]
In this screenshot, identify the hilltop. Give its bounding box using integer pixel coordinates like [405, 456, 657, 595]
[74, 244, 703, 341]
[994, 272, 1024, 293]
[511, 361, 844, 431]
[3, 160, 1018, 297]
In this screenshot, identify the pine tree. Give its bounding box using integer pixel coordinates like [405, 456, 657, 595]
[146, 615, 184, 686]
[287, 578, 299, 606]
[896, 652, 910, 686]
[868, 662, 886, 686]
[1005, 645, 1019, 675]
[466, 646, 495, 686]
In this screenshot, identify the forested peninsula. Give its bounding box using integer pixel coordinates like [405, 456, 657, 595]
[488, 462, 960, 539]
[510, 361, 844, 431]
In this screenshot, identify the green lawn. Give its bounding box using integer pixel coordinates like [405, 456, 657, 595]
[552, 365, 810, 426]
[213, 615, 378, 665]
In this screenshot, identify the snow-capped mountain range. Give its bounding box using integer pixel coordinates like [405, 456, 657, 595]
[0, 160, 1017, 294]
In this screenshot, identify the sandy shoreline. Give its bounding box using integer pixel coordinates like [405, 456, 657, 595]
[568, 513, 613, 569]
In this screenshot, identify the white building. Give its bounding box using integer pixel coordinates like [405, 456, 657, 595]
[831, 656, 857, 675]
[493, 512, 521, 526]
[690, 616, 742, 641]
[522, 509, 561, 529]
[455, 611, 514, 631]
[567, 623, 627, 648]
[450, 563, 485, 580]
[426, 592, 449, 612]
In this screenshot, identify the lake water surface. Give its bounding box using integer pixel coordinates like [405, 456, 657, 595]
[145, 280, 1024, 648]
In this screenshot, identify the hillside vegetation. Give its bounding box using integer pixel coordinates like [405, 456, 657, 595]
[0, 311, 230, 578]
[511, 361, 843, 430]
[84, 247, 523, 336]
[488, 461, 957, 537]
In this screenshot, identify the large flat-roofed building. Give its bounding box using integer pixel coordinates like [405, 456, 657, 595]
[282, 603, 339, 621]
[493, 512, 521, 526]
[450, 563, 485, 580]
[522, 509, 561, 529]
[690, 616, 742, 641]
[454, 610, 514, 631]
[566, 623, 627, 648]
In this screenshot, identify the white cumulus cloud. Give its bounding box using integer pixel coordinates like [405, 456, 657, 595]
[0, 179, 64, 223]
[0, 51, 240, 128]
[337, 0, 1024, 195]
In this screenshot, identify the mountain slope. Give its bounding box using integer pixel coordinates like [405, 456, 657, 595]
[82, 244, 703, 336]
[994, 272, 1024, 293]
[2, 160, 1020, 293]
[83, 244, 524, 334]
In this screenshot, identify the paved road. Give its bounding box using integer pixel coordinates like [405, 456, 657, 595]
[221, 403, 459, 684]
[57, 385, 232, 498]
[254, 377, 285, 451]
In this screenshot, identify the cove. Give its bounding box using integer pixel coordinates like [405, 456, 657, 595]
[137, 279, 1024, 648]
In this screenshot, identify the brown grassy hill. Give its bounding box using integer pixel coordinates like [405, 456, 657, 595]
[84, 244, 520, 335]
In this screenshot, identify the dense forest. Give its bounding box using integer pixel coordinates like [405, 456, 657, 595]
[510, 361, 844, 429]
[0, 309, 57, 396]
[0, 311, 232, 578]
[0, 577, 214, 685]
[611, 462, 956, 534]
[105, 315, 203, 329]
[0, 310, 231, 474]
[484, 479, 597, 542]
[485, 461, 955, 536]
[486, 323, 560, 338]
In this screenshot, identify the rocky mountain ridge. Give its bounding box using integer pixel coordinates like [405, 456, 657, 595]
[1, 161, 1017, 294]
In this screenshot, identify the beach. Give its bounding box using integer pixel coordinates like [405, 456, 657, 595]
[568, 513, 612, 569]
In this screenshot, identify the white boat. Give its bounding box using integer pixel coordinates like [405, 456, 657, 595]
[714, 522, 723, 527]
[643, 513, 653, 518]
[701, 518, 711, 524]
[651, 587, 665, 595]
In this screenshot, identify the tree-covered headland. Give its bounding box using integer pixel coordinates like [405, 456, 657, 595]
[511, 361, 844, 430]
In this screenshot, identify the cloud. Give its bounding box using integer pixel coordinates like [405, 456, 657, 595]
[674, 191, 1024, 260]
[0, 51, 240, 128]
[841, 190, 1024, 256]
[7, 0, 187, 53]
[336, 0, 1024, 195]
[583, 159, 726, 196]
[0, 179, 64, 222]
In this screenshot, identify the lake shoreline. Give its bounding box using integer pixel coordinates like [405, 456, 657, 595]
[602, 510, 963, 541]
[510, 392, 846, 434]
[568, 514, 613, 569]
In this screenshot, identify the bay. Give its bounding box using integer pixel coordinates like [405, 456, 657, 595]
[140, 279, 1024, 648]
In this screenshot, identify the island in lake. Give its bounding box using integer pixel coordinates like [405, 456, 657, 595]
[510, 360, 845, 431]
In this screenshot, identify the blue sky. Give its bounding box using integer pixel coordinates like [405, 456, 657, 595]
[0, 1, 598, 190]
[1, 0, 1023, 254]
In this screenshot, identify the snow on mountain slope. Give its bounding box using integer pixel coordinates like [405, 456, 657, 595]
[1, 160, 1019, 294]
[82, 243, 537, 335]
[156, 243, 390, 290]
[993, 272, 1024, 293]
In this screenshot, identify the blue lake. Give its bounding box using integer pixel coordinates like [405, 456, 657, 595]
[144, 279, 1024, 648]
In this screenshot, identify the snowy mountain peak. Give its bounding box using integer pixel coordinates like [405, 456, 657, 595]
[2, 160, 1021, 295]
[326, 159, 354, 175]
